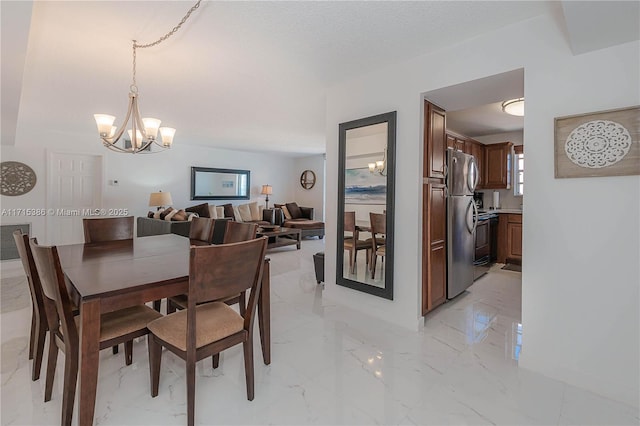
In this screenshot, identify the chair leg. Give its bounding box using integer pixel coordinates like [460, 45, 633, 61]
[186, 356, 196, 426]
[243, 340, 255, 401]
[152, 299, 162, 313]
[44, 331, 58, 402]
[212, 353, 220, 369]
[238, 292, 246, 317]
[348, 248, 354, 274]
[148, 335, 162, 397]
[32, 317, 47, 381]
[166, 299, 177, 315]
[371, 254, 377, 279]
[124, 340, 133, 366]
[112, 345, 119, 355]
[61, 346, 78, 426]
[29, 309, 36, 360]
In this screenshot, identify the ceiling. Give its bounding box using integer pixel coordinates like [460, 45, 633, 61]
[2, 1, 637, 155]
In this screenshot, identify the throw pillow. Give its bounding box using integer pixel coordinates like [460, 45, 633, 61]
[237, 203, 253, 222]
[281, 205, 292, 220]
[186, 203, 210, 218]
[208, 204, 218, 219]
[222, 203, 235, 219]
[171, 209, 188, 221]
[153, 208, 165, 219]
[164, 208, 178, 221]
[215, 206, 224, 218]
[187, 213, 198, 221]
[286, 202, 302, 219]
[147, 211, 155, 218]
[248, 201, 261, 221]
[159, 207, 174, 220]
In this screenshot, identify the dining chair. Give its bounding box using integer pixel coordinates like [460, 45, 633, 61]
[167, 221, 257, 316]
[13, 230, 48, 381]
[82, 216, 134, 243]
[188, 216, 215, 244]
[343, 211, 370, 274]
[147, 237, 268, 426]
[369, 212, 386, 279]
[83, 215, 143, 350]
[29, 239, 163, 426]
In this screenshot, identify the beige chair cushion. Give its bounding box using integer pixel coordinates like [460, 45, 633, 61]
[73, 305, 162, 343]
[248, 202, 261, 221]
[237, 204, 253, 222]
[147, 302, 243, 351]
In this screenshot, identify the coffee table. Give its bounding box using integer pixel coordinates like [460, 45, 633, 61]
[258, 226, 301, 250]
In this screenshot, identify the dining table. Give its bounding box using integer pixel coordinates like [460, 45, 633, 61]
[56, 233, 271, 426]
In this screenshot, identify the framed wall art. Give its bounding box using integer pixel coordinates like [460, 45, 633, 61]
[1, 161, 37, 196]
[554, 105, 639, 178]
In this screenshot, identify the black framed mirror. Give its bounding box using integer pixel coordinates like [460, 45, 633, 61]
[337, 111, 396, 300]
[190, 167, 251, 200]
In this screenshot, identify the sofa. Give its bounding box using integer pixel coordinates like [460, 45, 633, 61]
[273, 203, 325, 239]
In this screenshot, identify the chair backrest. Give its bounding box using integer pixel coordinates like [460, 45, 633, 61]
[83, 216, 134, 243]
[223, 221, 257, 244]
[189, 217, 215, 243]
[344, 211, 357, 234]
[29, 239, 78, 345]
[187, 237, 267, 334]
[13, 230, 46, 320]
[369, 212, 386, 243]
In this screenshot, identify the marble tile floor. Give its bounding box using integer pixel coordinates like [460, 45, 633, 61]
[1, 240, 638, 425]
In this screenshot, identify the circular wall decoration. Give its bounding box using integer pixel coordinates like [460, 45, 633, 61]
[1, 161, 37, 196]
[300, 170, 316, 189]
[564, 120, 632, 169]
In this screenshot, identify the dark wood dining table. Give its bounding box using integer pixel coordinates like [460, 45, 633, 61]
[56, 234, 271, 426]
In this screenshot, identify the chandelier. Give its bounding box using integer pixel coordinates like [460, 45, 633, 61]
[368, 148, 387, 176]
[93, 1, 201, 153]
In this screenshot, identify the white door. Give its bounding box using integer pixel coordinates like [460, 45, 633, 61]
[47, 152, 103, 245]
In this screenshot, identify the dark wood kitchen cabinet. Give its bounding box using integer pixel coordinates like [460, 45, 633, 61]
[422, 183, 447, 314]
[484, 142, 513, 189]
[425, 103, 447, 180]
[498, 213, 522, 264]
[423, 100, 447, 315]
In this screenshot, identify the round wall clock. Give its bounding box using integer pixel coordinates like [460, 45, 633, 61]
[1, 161, 37, 196]
[300, 170, 316, 189]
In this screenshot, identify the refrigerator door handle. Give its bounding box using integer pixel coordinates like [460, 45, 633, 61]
[468, 156, 479, 192]
[465, 199, 476, 234]
[471, 200, 479, 234]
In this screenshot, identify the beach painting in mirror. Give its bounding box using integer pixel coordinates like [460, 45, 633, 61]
[345, 167, 386, 204]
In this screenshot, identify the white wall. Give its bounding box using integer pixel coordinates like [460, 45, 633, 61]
[324, 14, 639, 407]
[291, 155, 325, 221]
[1, 133, 299, 244]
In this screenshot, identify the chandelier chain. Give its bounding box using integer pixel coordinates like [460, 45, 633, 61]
[131, 0, 201, 89]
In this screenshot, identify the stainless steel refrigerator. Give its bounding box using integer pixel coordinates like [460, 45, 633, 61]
[447, 149, 479, 299]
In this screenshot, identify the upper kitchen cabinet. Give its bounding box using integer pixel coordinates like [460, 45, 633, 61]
[446, 132, 465, 152]
[425, 103, 446, 180]
[484, 142, 513, 189]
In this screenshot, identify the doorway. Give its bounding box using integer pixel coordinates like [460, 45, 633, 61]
[47, 152, 103, 245]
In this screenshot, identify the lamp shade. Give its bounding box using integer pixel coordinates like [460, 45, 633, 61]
[148, 191, 173, 207]
[261, 185, 273, 195]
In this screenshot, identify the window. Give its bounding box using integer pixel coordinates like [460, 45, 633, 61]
[514, 145, 524, 196]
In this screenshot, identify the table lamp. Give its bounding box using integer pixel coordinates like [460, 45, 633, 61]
[261, 185, 273, 209]
[149, 191, 173, 210]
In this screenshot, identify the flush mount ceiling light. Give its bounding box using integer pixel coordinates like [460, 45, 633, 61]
[94, 1, 201, 154]
[501, 98, 525, 116]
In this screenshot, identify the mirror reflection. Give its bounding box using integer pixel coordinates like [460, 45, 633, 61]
[337, 112, 395, 300]
[191, 167, 250, 200]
